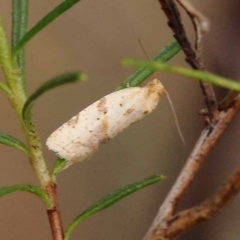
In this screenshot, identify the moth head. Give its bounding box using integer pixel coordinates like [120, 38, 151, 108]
[147, 79, 165, 96]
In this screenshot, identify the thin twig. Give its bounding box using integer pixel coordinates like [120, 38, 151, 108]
[144, 96, 240, 240]
[219, 90, 240, 110]
[158, 0, 218, 117]
[46, 183, 64, 240]
[176, 0, 210, 33]
[165, 166, 240, 239]
[177, 1, 206, 69]
[175, 0, 218, 121]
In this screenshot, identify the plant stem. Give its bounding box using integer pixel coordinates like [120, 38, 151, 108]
[158, 0, 217, 116]
[0, 15, 49, 187]
[165, 167, 240, 239]
[46, 183, 64, 239]
[0, 17, 24, 93]
[144, 92, 240, 240]
[0, 14, 64, 239]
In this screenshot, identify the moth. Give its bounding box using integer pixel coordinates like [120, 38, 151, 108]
[46, 79, 165, 169]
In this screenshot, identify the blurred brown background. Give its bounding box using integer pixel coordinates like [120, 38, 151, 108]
[0, 1, 239, 239]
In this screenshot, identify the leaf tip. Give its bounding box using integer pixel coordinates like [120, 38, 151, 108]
[121, 58, 133, 66]
[78, 72, 87, 81]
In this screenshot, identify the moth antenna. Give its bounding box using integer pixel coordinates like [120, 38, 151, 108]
[164, 89, 186, 145]
[138, 38, 159, 79]
[137, 39, 185, 144]
[138, 38, 151, 60]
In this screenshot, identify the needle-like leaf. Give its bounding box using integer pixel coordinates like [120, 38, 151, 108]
[0, 132, 28, 154]
[116, 40, 181, 90]
[12, 0, 81, 56]
[51, 157, 67, 182]
[0, 184, 52, 208]
[22, 72, 87, 120]
[64, 175, 165, 240]
[122, 59, 240, 92]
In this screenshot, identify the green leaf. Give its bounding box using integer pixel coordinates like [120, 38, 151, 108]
[122, 59, 240, 92]
[12, 0, 81, 56]
[116, 40, 181, 90]
[22, 72, 87, 120]
[12, 0, 28, 88]
[0, 132, 28, 154]
[64, 175, 165, 240]
[51, 157, 67, 182]
[0, 184, 52, 208]
[0, 82, 11, 95]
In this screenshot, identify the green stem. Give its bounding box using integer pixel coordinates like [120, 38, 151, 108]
[12, 0, 28, 88]
[0, 17, 21, 91]
[0, 15, 50, 189]
[23, 120, 51, 188]
[0, 14, 63, 238]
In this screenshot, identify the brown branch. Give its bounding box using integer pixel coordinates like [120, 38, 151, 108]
[176, 0, 206, 63]
[165, 166, 240, 239]
[158, 0, 218, 117]
[144, 96, 240, 240]
[177, 0, 239, 116]
[142, 2, 240, 240]
[176, 0, 210, 33]
[46, 183, 64, 240]
[219, 90, 240, 110]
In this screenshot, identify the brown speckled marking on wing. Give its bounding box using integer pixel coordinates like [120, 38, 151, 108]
[101, 115, 109, 132]
[98, 96, 110, 141]
[97, 97, 108, 114]
[76, 141, 91, 148]
[124, 108, 134, 116]
[144, 110, 149, 115]
[66, 115, 79, 127]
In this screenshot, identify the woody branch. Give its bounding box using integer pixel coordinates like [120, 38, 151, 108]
[143, 1, 240, 239]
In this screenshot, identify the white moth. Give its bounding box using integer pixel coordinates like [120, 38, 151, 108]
[46, 79, 164, 169]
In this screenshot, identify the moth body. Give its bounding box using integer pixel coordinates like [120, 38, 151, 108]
[46, 79, 164, 169]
